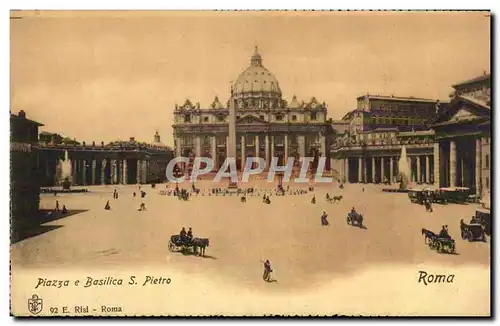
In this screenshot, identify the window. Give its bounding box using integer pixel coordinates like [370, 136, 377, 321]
[184, 114, 191, 123]
[259, 115, 265, 121]
[217, 115, 224, 122]
[276, 114, 283, 121]
[203, 117, 209, 123]
[236, 116, 241, 120]
[310, 112, 317, 121]
[485, 154, 489, 168]
[292, 115, 297, 121]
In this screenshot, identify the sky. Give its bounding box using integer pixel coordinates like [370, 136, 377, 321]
[10, 11, 490, 146]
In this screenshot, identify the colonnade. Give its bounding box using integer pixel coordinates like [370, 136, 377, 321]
[341, 154, 434, 184]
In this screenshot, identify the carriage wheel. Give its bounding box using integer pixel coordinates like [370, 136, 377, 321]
[467, 231, 474, 242]
[346, 217, 351, 225]
[461, 229, 467, 240]
[168, 241, 175, 252]
[425, 237, 431, 245]
[436, 242, 442, 253]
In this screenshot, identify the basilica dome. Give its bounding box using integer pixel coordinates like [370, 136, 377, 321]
[232, 47, 282, 97]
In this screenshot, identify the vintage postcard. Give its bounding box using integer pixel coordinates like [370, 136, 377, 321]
[10, 10, 491, 317]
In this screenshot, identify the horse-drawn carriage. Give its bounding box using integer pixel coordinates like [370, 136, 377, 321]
[168, 235, 210, 256]
[475, 208, 491, 236]
[408, 188, 429, 204]
[460, 219, 486, 242]
[421, 228, 456, 254]
[347, 212, 363, 227]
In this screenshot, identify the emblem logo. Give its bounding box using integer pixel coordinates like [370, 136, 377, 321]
[28, 294, 43, 315]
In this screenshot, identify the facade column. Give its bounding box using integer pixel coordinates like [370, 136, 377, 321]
[345, 158, 349, 183]
[255, 135, 260, 159]
[371, 157, 376, 183]
[475, 138, 481, 196]
[320, 133, 326, 157]
[416, 156, 421, 184]
[211, 136, 217, 169]
[270, 135, 275, 161]
[381, 157, 385, 183]
[241, 135, 246, 172]
[450, 140, 457, 187]
[298, 135, 305, 157]
[425, 155, 430, 184]
[122, 159, 127, 184]
[284, 134, 289, 165]
[101, 159, 107, 185]
[195, 136, 201, 157]
[389, 157, 394, 184]
[358, 157, 363, 183]
[433, 142, 440, 188]
[175, 137, 182, 158]
[91, 159, 97, 185]
[265, 134, 270, 169]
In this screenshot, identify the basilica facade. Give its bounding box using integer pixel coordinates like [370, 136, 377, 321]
[172, 47, 333, 172]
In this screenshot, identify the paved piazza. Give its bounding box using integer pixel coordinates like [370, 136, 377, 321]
[11, 178, 490, 315]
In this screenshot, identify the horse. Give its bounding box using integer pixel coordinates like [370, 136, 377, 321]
[424, 201, 433, 212]
[421, 228, 437, 245]
[332, 195, 343, 203]
[192, 238, 210, 256]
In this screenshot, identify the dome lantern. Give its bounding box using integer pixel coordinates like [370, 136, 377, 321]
[251, 46, 262, 67]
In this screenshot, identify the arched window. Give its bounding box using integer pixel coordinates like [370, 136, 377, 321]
[184, 114, 191, 123]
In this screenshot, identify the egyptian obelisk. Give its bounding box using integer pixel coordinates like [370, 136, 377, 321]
[228, 85, 238, 188]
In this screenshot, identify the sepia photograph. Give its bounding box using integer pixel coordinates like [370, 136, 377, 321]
[9, 10, 491, 317]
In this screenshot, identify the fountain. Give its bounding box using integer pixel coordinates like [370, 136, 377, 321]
[382, 145, 411, 193]
[397, 145, 411, 190]
[58, 150, 72, 190]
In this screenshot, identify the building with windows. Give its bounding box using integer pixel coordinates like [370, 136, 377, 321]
[172, 47, 333, 172]
[330, 96, 444, 184]
[10, 110, 44, 239]
[429, 73, 491, 197]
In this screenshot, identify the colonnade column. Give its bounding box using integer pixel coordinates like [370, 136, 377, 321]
[122, 159, 127, 184]
[363, 158, 368, 183]
[475, 138, 482, 196]
[241, 135, 246, 172]
[91, 159, 97, 185]
[82, 160, 87, 185]
[71, 160, 77, 185]
[298, 135, 306, 157]
[371, 157, 376, 183]
[389, 157, 394, 184]
[136, 160, 141, 184]
[265, 134, 270, 169]
[450, 140, 457, 187]
[433, 142, 440, 188]
[211, 136, 217, 170]
[111, 159, 117, 184]
[425, 155, 430, 184]
[101, 159, 107, 185]
[358, 157, 363, 183]
[416, 156, 421, 184]
[345, 158, 349, 183]
[381, 157, 385, 183]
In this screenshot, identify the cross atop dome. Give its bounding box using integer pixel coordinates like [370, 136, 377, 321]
[251, 46, 262, 67]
